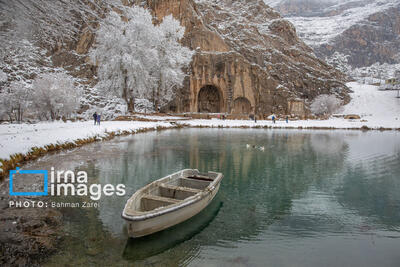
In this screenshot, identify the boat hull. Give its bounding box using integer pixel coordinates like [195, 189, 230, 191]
[126, 182, 220, 238]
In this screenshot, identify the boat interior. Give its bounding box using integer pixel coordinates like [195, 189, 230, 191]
[137, 171, 218, 212]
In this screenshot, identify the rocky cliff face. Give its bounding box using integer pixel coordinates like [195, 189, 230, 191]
[131, 0, 348, 116]
[267, 0, 400, 69]
[317, 5, 400, 68]
[1, 0, 348, 118]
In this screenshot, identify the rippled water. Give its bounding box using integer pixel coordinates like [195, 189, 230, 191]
[28, 129, 400, 267]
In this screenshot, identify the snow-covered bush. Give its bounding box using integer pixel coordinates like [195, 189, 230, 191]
[310, 94, 342, 116]
[326, 52, 351, 75]
[90, 6, 193, 112]
[0, 81, 30, 123]
[31, 73, 82, 120]
[0, 91, 15, 122]
[135, 99, 155, 114]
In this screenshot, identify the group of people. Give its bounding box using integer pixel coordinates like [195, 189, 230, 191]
[271, 115, 290, 123]
[93, 112, 101, 125]
[249, 114, 289, 123]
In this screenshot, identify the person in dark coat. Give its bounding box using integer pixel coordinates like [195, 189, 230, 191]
[97, 114, 101, 125]
[93, 112, 97, 125]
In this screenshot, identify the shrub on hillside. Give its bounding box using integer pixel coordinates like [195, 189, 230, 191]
[310, 94, 342, 116]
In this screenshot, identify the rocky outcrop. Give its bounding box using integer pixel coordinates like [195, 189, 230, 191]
[269, 0, 400, 69]
[40, 0, 350, 117]
[131, 0, 348, 117]
[317, 4, 400, 68]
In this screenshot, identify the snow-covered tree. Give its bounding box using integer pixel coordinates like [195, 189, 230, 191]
[0, 81, 30, 123]
[310, 94, 342, 116]
[90, 7, 160, 112]
[90, 7, 193, 112]
[154, 15, 194, 109]
[31, 73, 82, 120]
[326, 52, 351, 75]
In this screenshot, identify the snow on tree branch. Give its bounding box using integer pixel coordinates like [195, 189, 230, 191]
[90, 6, 194, 112]
[31, 73, 82, 120]
[0, 81, 30, 123]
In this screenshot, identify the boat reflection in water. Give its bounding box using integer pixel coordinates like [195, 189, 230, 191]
[122, 197, 223, 261]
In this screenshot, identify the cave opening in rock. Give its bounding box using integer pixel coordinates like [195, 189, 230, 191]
[232, 97, 252, 114]
[198, 85, 222, 113]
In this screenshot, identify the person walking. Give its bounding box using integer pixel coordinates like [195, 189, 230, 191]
[97, 114, 101, 125]
[286, 115, 289, 123]
[272, 114, 276, 124]
[93, 112, 97, 125]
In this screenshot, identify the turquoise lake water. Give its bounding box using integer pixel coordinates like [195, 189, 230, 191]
[28, 128, 400, 267]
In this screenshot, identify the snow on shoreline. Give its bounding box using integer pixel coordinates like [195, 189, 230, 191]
[0, 121, 174, 163]
[176, 118, 399, 129]
[0, 116, 398, 169]
[0, 83, 399, 168]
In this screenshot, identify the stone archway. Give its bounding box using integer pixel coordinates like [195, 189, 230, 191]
[198, 85, 222, 113]
[232, 97, 252, 114]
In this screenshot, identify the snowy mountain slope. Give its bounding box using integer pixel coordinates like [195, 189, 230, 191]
[264, 0, 400, 78]
[264, 0, 398, 46]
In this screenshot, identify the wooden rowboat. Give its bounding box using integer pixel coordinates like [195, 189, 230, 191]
[122, 169, 223, 238]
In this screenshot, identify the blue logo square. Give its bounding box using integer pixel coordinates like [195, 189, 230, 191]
[9, 168, 48, 196]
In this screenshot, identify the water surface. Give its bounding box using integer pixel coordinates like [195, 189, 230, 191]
[26, 129, 400, 267]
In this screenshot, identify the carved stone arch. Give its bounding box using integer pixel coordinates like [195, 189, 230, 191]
[232, 97, 252, 114]
[197, 85, 222, 113]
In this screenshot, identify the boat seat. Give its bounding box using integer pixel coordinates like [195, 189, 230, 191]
[141, 194, 180, 211]
[160, 183, 201, 193]
[187, 175, 214, 182]
[179, 177, 211, 190]
[159, 183, 201, 200]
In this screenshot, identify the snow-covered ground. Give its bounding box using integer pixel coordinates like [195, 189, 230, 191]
[0, 121, 174, 162]
[0, 83, 399, 171]
[343, 82, 400, 120]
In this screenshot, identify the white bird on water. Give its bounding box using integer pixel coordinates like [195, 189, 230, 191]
[246, 144, 264, 151]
